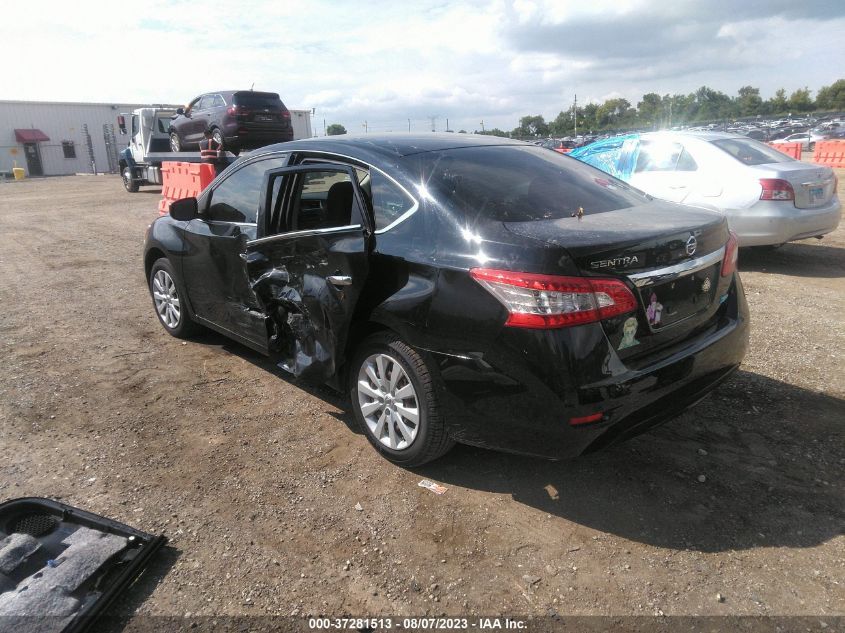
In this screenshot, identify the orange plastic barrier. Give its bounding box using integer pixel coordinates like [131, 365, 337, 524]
[766, 142, 802, 160]
[158, 162, 217, 216]
[812, 140, 845, 169]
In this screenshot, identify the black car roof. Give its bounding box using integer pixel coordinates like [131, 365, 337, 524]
[253, 133, 528, 162]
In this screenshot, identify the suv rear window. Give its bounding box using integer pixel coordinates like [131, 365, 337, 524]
[711, 138, 792, 165]
[416, 146, 650, 223]
[233, 92, 284, 109]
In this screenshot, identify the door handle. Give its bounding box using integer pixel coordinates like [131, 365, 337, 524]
[327, 275, 353, 287]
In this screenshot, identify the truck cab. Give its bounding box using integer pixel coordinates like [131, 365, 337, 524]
[118, 107, 178, 192]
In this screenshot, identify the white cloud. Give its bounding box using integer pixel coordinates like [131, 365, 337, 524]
[1, 0, 843, 133]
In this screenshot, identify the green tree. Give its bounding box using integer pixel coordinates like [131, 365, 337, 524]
[769, 88, 788, 114]
[514, 115, 549, 137]
[736, 86, 763, 117]
[787, 87, 814, 112]
[596, 98, 633, 128]
[326, 123, 347, 136]
[815, 79, 845, 110]
[692, 86, 733, 121]
[637, 93, 662, 128]
[477, 128, 509, 137]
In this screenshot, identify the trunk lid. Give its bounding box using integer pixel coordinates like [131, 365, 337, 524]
[504, 200, 731, 359]
[752, 162, 836, 209]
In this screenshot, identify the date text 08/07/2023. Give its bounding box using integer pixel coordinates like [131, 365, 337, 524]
[307, 617, 528, 629]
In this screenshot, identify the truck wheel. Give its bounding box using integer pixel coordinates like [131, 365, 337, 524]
[170, 132, 181, 153]
[122, 166, 139, 193]
[348, 332, 454, 467]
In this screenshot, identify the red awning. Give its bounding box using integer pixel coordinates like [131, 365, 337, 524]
[14, 129, 50, 143]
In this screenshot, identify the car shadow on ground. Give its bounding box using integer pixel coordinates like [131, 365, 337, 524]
[100, 545, 181, 632]
[415, 370, 845, 553]
[739, 242, 845, 278]
[189, 332, 844, 554]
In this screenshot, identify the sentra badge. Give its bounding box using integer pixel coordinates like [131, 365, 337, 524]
[590, 255, 640, 269]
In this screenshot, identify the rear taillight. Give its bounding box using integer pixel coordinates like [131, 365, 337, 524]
[759, 178, 794, 201]
[470, 268, 637, 329]
[721, 231, 739, 277]
[282, 110, 291, 118]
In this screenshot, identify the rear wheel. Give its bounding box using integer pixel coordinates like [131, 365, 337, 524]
[122, 166, 138, 192]
[211, 128, 224, 149]
[149, 258, 198, 338]
[170, 132, 181, 153]
[349, 332, 453, 466]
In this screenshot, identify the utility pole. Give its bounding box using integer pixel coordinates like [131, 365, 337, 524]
[573, 93, 577, 138]
[408, 119, 411, 132]
[363, 121, 368, 133]
[446, 118, 450, 131]
[323, 119, 326, 136]
[429, 115, 437, 132]
[480, 119, 485, 132]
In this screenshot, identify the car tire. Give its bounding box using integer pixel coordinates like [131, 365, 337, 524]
[122, 166, 138, 193]
[348, 332, 454, 467]
[170, 132, 181, 153]
[808, 142, 815, 152]
[211, 127, 224, 149]
[148, 258, 199, 339]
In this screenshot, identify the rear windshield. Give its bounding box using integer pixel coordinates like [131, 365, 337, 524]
[711, 138, 792, 165]
[415, 145, 650, 223]
[233, 92, 284, 108]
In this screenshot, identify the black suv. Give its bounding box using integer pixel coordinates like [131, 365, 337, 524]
[144, 134, 748, 466]
[169, 90, 294, 154]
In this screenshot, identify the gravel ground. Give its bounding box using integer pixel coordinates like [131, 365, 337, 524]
[0, 173, 843, 625]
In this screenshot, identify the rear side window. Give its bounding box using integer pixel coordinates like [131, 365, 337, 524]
[712, 138, 792, 165]
[370, 171, 415, 230]
[207, 158, 285, 223]
[234, 92, 284, 109]
[635, 141, 697, 172]
[417, 146, 651, 223]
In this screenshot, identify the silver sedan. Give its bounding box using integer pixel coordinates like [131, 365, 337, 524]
[572, 131, 841, 247]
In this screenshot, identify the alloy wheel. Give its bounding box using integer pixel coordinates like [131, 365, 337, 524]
[357, 353, 420, 451]
[170, 133, 181, 153]
[152, 269, 181, 329]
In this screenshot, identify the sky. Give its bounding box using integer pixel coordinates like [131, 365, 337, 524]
[3, 0, 844, 134]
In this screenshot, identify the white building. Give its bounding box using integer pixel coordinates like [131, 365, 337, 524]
[0, 100, 313, 177]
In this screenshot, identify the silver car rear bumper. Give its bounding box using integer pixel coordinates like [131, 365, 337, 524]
[727, 197, 842, 246]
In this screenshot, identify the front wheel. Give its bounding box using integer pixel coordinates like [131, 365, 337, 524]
[149, 258, 198, 338]
[170, 132, 182, 153]
[349, 332, 454, 466]
[122, 166, 138, 192]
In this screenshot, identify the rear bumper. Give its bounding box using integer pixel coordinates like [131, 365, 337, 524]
[429, 276, 750, 459]
[728, 197, 841, 246]
[221, 121, 293, 147]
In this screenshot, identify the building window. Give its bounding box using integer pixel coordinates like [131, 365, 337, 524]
[62, 141, 76, 159]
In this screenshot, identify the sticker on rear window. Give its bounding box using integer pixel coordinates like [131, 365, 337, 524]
[618, 317, 640, 350]
[646, 292, 664, 326]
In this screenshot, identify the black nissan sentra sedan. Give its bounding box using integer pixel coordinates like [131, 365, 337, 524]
[144, 134, 748, 466]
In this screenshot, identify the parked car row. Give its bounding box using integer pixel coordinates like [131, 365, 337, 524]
[569, 131, 841, 247]
[145, 134, 750, 466]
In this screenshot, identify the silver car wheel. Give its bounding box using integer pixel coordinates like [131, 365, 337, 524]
[357, 353, 420, 451]
[152, 269, 181, 329]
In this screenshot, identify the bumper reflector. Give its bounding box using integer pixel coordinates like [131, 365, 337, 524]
[569, 412, 604, 426]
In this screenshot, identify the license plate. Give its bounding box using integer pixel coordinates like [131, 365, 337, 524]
[809, 186, 824, 201]
[255, 115, 274, 122]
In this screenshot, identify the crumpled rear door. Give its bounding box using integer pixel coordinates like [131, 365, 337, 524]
[245, 164, 371, 382]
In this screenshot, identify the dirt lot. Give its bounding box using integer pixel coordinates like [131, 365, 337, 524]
[0, 173, 843, 625]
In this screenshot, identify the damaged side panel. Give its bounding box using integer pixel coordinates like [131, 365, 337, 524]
[247, 230, 369, 383]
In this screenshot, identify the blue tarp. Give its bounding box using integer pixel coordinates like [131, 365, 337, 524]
[568, 134, 641, 181]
